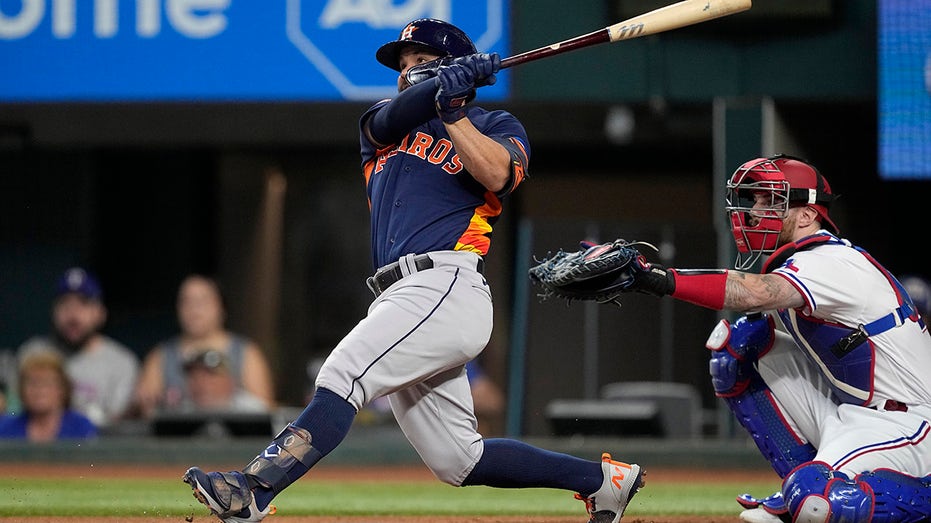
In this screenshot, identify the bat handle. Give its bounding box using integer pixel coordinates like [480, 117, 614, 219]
[499, 28, 611, 70]
[498, 55, 522, 70]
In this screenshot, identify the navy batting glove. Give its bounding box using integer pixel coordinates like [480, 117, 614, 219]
[435, 63, 476, 124]
[453, 52, 500, 87]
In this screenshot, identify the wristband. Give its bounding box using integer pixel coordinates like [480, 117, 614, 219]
[436, 94, 470, 123]
[669, 269, 727, 310]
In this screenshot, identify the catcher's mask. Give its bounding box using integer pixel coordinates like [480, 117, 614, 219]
[726, 154, 838, 270]
[376, 18, 477, 72]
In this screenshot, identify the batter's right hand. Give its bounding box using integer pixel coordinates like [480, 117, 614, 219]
[435, 63, 476, 124]
[453, 53, 500, 87]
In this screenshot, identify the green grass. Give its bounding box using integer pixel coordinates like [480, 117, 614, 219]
[0, 476, 780, 517]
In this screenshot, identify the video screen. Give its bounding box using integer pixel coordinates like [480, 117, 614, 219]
[879, 0, 931, 179]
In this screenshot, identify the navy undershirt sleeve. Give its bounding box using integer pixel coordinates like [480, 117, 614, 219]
[367, 79, 440, 146]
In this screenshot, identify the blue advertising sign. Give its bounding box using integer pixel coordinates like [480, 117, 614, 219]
[0, 0, 508, 101]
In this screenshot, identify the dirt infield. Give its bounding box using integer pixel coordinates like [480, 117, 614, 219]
[2, 463, 770, 523]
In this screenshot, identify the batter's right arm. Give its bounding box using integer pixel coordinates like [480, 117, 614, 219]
[434, 59, 511, 193]
[443, 119, 511, 193]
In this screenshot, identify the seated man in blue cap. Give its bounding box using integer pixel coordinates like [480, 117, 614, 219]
[18, 267, 140, 428]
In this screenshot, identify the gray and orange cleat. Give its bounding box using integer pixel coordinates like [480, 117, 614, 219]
[575, 453, 645, 523]
[182, 467, 275, 523]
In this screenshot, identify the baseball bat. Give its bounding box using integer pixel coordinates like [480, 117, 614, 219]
[499, 0, 752, 69]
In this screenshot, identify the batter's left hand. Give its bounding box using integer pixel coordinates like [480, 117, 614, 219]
[435, 63, 476, 124]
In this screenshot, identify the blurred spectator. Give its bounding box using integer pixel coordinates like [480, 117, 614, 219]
[18, 267, 139, 427]
[0, 348, 16, 414]
[0, 351, 97, 441]
[133, 274, 275, 418]
[180, 349, 268, 413]
[901, 274, 931, 323]
[466, 359, 505, 436]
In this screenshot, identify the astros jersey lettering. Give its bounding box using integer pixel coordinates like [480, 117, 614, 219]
[360, 103, 529, 269]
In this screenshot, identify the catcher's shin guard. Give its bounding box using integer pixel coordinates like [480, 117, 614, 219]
[706, 315, 815, 478]
[242, 423, 323, 495]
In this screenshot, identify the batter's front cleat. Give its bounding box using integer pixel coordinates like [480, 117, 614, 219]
[182, 467, 276, 523]
[575, 453, 645, 523]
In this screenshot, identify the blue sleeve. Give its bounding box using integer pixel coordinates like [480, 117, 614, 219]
[364, 79, 440, 146]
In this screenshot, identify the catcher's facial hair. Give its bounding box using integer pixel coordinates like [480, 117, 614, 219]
[500, 0, 752, 69]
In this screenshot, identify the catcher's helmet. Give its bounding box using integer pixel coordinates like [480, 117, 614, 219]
[376, 18, 477, 71]
[726, 154, 838, 270]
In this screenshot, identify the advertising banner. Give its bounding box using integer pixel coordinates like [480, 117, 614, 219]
[0, 0, 509, 101]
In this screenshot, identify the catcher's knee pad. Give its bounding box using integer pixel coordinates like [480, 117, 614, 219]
[706, 315, 813, 478]
[852, 469, 931, 522]
[784, 462, 874, 523]
[706, 314, 775, 396]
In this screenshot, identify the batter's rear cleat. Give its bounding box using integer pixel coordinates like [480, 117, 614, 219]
[182, 467, 276, 523]
[575, 453, 645, 523]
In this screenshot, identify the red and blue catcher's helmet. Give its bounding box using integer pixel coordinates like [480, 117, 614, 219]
[376, 18, 477, 71]
[726, 154, 838, 270]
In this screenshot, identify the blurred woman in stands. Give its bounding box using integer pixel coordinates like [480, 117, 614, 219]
[132, 274, 275, 418]
[0, 351, 97, 441]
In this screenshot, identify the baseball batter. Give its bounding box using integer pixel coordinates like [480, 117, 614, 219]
[182, 18, 644, 523]
[594, 155, 931, 523]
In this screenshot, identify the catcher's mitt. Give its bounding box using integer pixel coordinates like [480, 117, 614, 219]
[528, 239, 662, 305]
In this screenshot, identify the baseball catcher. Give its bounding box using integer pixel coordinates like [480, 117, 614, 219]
[530, 154, 931, 523]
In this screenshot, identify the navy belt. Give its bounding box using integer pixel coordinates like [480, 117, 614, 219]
[366, 254, 485, 297]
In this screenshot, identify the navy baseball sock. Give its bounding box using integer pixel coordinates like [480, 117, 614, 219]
[250, 387, 356, 510]
[462, 438, 603, 495]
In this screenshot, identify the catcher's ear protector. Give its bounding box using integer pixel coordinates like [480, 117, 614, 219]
[726, 154, 838, 270]
[376, 18, 477, 72]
